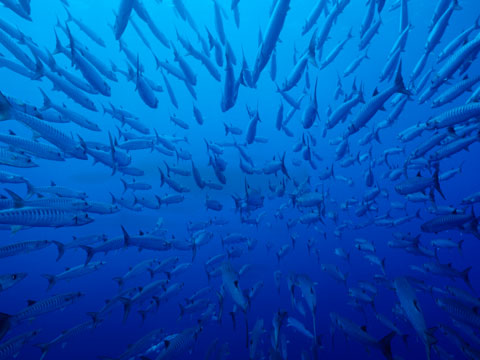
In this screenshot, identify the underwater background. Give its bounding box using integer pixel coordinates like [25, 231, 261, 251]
[0, 0, 479, 359]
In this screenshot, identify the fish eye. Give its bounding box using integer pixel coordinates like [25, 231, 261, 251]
[11, 274, 17, 280]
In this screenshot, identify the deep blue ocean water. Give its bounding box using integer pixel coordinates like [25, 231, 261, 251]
[0, 0, 479, 359]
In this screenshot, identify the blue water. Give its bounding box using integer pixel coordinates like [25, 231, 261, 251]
[0, 0, 479, 359]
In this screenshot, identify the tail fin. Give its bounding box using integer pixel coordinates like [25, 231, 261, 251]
[121, 225, 131, 247]
[378, 331, 395, 360]
[52, 241, 65, 262]
[120, 179, 127, 193]
[41, 274, 56, 291]
[394, 62, 411, 96]
[461, 266, 474, 291]
[159, 168, 165, 186]
[38, 88, 52, 110]
[4, 189, 24, 208]
[138, 310, 148, 324]
[163, 161, 171, 177]
[118, 297, 131, 323]
[79, 246, 94, 265]
[432, 164, 446, 200]
[26, 181, 35, 198]
[0, 313, 12, 341]
[86, 311, 101, 327]
[280, 152, 289, 179]
[34, 343, 50, 360]
[0, 92, 12, 121]
[112, 277, 124, 288]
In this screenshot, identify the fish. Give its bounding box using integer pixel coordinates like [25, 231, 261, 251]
[394, 277, 436, 360]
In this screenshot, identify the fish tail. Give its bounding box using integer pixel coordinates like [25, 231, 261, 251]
[0, 92, 12, 121]
[86, 311, 100, 326]
[52, 29, 64, 55]
[79, 245, 94, 265]
[120, 225, 130, 247]
[52, 241, 65, 262]
[112, 277, 124, 288]
[378, 331, 395, 360]
[0, 313, 12, 341]
[432, 164, 446, 200]
[41, 274, 56, 290]
[34, 343, 50, 360]
[120, 179, 127, 193]
[394, 61, 411, 96]
[461, 266, 473, 291]
[158, 168, 165, 186]
[118, 297, 131, 323]
[280, 152, 289, 179]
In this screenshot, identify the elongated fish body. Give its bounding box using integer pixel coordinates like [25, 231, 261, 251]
[302, 0, 328, 35]
[0, 207, 93, 227]
[282, 53, 308, 91]
[66, 10, 105, 47]
[358, 17, 382, 51]
[36, 321, 94, 360]
[137, 70, 158, 108]
[221, 262, 248, 312]
[436, 297, 480, 330]
[0, 133, 64, 161]
[154, 328, 198, 360]
[347, 66, 408, 135]
[437, 17, 480, 63]
[344, 50, 369, 77]
[0, 147, 37, 167]
[316, 0, 349, 56]
[252, 0, 291, 84]
[0, 55, 37, 79]
[67, 30, 111, 97]
[409, 131, 448, 159]
[133, 1, 169, 48]
[421, 211, 475, 233]
[39, 90, 100, 131]
[246, 112, 261, 144]
[0, 28, 35, 70]
[327, 90, 364, 130]
[0, 273, 27, 292]
[433, 74, 480, 107]
[330, 313, 395, 359]
[0, 330, 39, 359]
[426, 103, 480, 129]
[43, 68, 98, 111]
[432, 32, 480, 88]
[320, 30, 353, 70]
[0, 240, 61, 260]
[122, 227, 171, 251]
[12, 292, 84, 325]
[359, 0, 376, 38]
[114, 0, 134, 40]
[425, 0, 459, 54]
[42, 262, 105, 290]
[394, 277, 434, 360]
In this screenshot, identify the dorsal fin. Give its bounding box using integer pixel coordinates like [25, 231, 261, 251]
[27, 300, 36, 306]
[416, 171, 421, 177]
[361, 325, 367, 332]
[372, 88, 379, 96]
